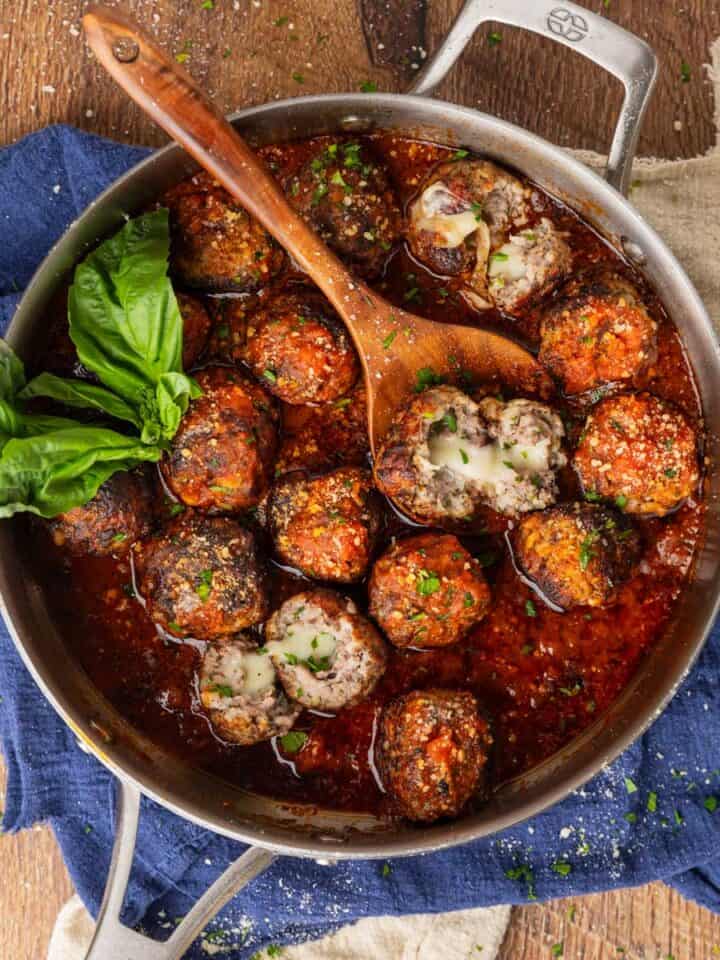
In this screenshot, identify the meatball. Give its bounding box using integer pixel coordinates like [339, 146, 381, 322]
[161, 366, 279, 513]
[377, 689, 492, 822]
[286, 140, 401, 277]
[48, 467, 153, 558]
[538, 271, 658, 396]
[276, 382, 369, 475]
[204, 296, 252, 364]
[134, 513, 269, 640]
[163, 171, 284, 291]
[512, 502, 641, 610]
[407, 159, 571, 314]
[199, 638, 300, 745]
[268, 466, 383, 582]
[374, 385, 566, 522]
[176, 292, 212, 369]
[244, 288, 359, 404]
[368, 533, 490, 648]
[264, 589, 386, 711]
[573, 392, 699, 516]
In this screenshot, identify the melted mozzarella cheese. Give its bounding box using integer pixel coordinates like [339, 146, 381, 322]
[414, 182, 481, 249]
[428, 432, 550, 484]
[488, 235, 532, 282]
[267, 623, 337, 666]
[217, 648, 276, 698]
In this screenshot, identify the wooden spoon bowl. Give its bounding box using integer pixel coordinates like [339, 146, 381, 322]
[83, 6, 552, 455]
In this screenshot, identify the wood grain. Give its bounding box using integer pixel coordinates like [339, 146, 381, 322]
[2, 1, 720, 958]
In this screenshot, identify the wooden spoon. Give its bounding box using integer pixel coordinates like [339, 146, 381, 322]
[82, 6, 551, 455]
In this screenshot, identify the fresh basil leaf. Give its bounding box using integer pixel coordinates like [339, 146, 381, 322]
[68, 209, 200, 443]
[0, 340, 25, 400]
[19, 372, 142, 430]
[0, 426, 162, 518]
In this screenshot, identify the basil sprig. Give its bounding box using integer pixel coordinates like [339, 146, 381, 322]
[0, 209, 198, 518]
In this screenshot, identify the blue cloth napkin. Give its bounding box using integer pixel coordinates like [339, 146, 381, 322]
[3, 125, 720, 957]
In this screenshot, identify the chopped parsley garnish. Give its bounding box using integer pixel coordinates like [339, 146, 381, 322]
[525, 599, 537, 618]
[559, 683, 582, 697]
[624, 812, 637, 823]
[284, 652, 299, 665]
[414, 367, 444, 392]
[441, 411, 458, 433]
[521, 643, 534, 655]
[312, 183, 329, 204]
[674, 809, 684, 826]
[680, 60, 691, 83]
[647, 791, 658, 813]
[359, 80, 378, 93]
[280, 731, 307, 753]
[452, 149, 469, 159]
[551, 944, 564, 958]
[382, 862, 392, 877]
[273, 15, 289, 25]
[215, 323, 230, 338]
[200, 0, 214, 8]
[624, 776, 638, 794]
[263, 368, 278, 384]
[382, 330, 397, 349]
[551, 860, 571, 877]
[210, 683, 233, 697]
[334, 396, 352, 409]
[416, 569, 441, 596]
[464, 592, 476, 608]
[195, 569, 213, 603]
[615, 494, 628, 510]
[488, 31, 502, 45]
[664, 467, 678, 478]
[292, 72, 305, 84]
[491, 251, 509, 262]
[111, 532, 127, 542]
[584, 490, 601, 502]
[505, 863, 536, 900]
[459, 448, 470, 464]
[451, 551, 463, 560]
[330, 170, 349, 188]
[579, 530, 600, 571]
[403, 286, 421, 303]
[705, 796, 718, 812]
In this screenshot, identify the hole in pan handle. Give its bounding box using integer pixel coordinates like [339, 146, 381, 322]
[408, 0, 658, 197]
[84, 780, 276, 960]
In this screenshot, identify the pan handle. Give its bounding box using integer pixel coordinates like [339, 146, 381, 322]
[409, 0, 657, 196]
[85, 780, 276, 960]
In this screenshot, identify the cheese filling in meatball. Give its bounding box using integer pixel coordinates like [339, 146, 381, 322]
[264, 589, 386, 711]
[199, 638, 300, 745]
[375, 385, 566, 521]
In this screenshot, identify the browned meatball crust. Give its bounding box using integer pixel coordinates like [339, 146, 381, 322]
[573, 392, 700, 516]
[244, 288, 359, 404]
[369, 533, 491, 648]
[512, 502, 641, 610]
[378, 689, 492, 822]
[268, 466, 383, 582]
[538, 271, 658, 396]
[134, 513, 269, 640]
[163, 172, 284, 291]
[264, 588, 387, 711]
[176, 292, 212, 369]
[48, 467, 153, 558]
[286, 140, 401, 277]
[161, 366, 279, 513]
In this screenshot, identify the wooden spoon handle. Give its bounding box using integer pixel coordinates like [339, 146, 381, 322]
[82, 6, 382, 338]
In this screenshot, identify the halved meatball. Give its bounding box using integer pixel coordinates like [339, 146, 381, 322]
[286, 140, 401, 277]
[161, 366, 279, 513]
[134, 513, 269, 640]
[377, 689, 492, 822]
[244, 288, 359, 404]
[538, 271, 658, 396]
[573, 392, 699, 516]
[176, 292, 212, 369]
[268, 466, 383, 582]
[163, 172, 284, 291]
[512, 502, 641, 610]
[374, 386, 566, 522]
[368, 533, 490, 648]
[264, 589, 386, 711]
[48, 467, 153, 558]
[407, 159, 570, 314]
[199, 637, 300, 745]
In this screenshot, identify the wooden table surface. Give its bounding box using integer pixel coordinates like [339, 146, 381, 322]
[2, 1, 720, 957]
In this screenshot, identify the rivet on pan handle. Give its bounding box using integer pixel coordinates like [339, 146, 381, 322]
[410, 0, 658, 197]
[85, 780, 276, 960]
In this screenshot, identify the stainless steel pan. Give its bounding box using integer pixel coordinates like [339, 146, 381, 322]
[2, 2, 720, 957]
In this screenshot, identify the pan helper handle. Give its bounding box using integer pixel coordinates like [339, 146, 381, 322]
[410, 0, 657, 197]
